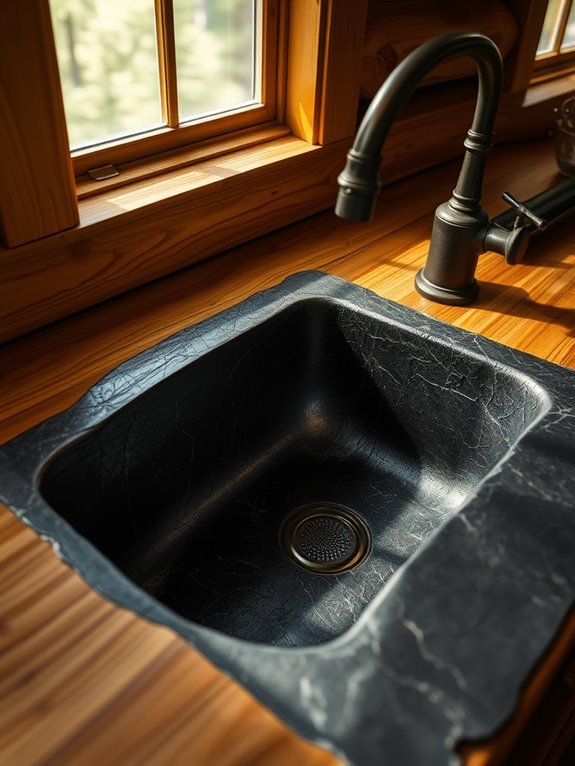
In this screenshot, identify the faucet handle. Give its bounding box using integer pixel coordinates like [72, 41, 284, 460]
[501, 192, 547, 231]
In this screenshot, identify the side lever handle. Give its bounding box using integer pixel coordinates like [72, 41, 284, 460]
[501, 192, 547, 231]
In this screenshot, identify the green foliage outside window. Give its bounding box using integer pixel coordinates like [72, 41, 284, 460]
[50, 0, 257, 150]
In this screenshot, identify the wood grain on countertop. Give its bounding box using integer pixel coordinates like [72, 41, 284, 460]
[1, 139, 574, 766]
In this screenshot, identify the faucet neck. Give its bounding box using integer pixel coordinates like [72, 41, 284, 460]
[450, 128, 495, 214]
[353, 31, 502, 157]
[335, 30, 502, 223]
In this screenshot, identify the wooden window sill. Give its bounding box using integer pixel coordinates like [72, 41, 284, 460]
[75, 124, 291, 200]
[76, 127, 306, 229]
[0, 132, 349, 343]
[525, 71, 575, 106]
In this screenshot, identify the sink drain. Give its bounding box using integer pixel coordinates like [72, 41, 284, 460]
[280, 504, 371, 574]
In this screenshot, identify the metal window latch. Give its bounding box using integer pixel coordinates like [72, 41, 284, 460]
[87, 164, 120, 181]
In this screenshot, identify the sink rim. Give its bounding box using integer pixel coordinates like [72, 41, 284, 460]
[35, 284, 551, 648]
[1, 270, 574, 766]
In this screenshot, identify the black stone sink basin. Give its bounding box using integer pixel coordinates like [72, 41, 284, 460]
[1, 272, 575, 766]
[36, 279, 548, 647]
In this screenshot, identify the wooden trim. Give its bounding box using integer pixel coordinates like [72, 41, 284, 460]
[318, 0, 369, 144]
[504, 0, 549, 94]
[284, 0, 367, 145]
[535, 47, 575, 73]
[155, 0, 179, 129]
[285, 0, 329, 143]
[0, 137, 349, 343]
[75, 124, 291, 199]
[531, 58, 575, 85]
[524, 71, 575, 104]
[260, 0, 280, 118]
[554, 0, 574, 52]
[275, 0, 290, 124]
[498, 78, 575, 141]
[71, 105, 276, 176]
[0, 2, 78, 248]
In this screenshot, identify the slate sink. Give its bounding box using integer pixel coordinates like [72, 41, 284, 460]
[1, 271, 575, 766]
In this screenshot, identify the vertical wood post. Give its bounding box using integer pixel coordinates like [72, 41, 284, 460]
[285, 0, 369, 145]
[0, 2, 79, 247]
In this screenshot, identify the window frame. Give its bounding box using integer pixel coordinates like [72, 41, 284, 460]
[68, 0, 281, 175]
[535, 0, 575, 75]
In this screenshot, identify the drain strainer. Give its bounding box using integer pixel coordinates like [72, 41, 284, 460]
[280, 503, 371, 574]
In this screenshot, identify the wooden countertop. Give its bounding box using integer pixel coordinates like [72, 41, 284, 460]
[1, 139, 574, 766]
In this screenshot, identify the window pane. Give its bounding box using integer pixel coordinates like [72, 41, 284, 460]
[561, 2, 575, 48]
[49, 0, 163, 150]
[537, 0, 562, 54]
[174, 0, 258, 122]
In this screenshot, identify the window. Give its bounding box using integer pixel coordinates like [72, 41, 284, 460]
[48, 0, 278, 174]
[536, 0, 575, 71]
[0, 0, 367, 297]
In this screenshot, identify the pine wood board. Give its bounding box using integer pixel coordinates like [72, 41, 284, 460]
[0, 140, 574, 765]
[0, 3, 78, 247]
[360, 0, 518, 98]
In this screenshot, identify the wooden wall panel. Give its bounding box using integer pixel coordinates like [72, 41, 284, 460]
[360, 0, 518, 99]
[0, 2, 78, 247]
[504, 0, 549, 94]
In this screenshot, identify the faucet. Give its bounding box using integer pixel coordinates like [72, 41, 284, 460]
[335, 30, 563, 305]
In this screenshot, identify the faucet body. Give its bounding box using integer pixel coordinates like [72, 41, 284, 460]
[336, 31, 526, 305]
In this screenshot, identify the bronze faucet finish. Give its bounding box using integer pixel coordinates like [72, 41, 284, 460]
[336, 31, 543, 305]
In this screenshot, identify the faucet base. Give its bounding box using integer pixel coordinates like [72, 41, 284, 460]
[414, 269, 479, 305]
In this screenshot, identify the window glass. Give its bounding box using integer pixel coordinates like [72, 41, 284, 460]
[174, 0, 258, 122]
[50, 0, 163, 150]
[561, 2, 575, 48]
[537, 0, 561, 54]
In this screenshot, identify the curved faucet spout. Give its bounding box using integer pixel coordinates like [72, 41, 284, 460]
[336, 30, 502, 223]
[336, 30, 504, 305]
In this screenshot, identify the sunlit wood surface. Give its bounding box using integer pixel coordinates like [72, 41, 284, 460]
[0, 3, 78, 247]
[1, 140, 574, 765]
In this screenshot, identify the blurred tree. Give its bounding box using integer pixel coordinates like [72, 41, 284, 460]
[49, 0, 258, 148]
[174, 0, 256, 120]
